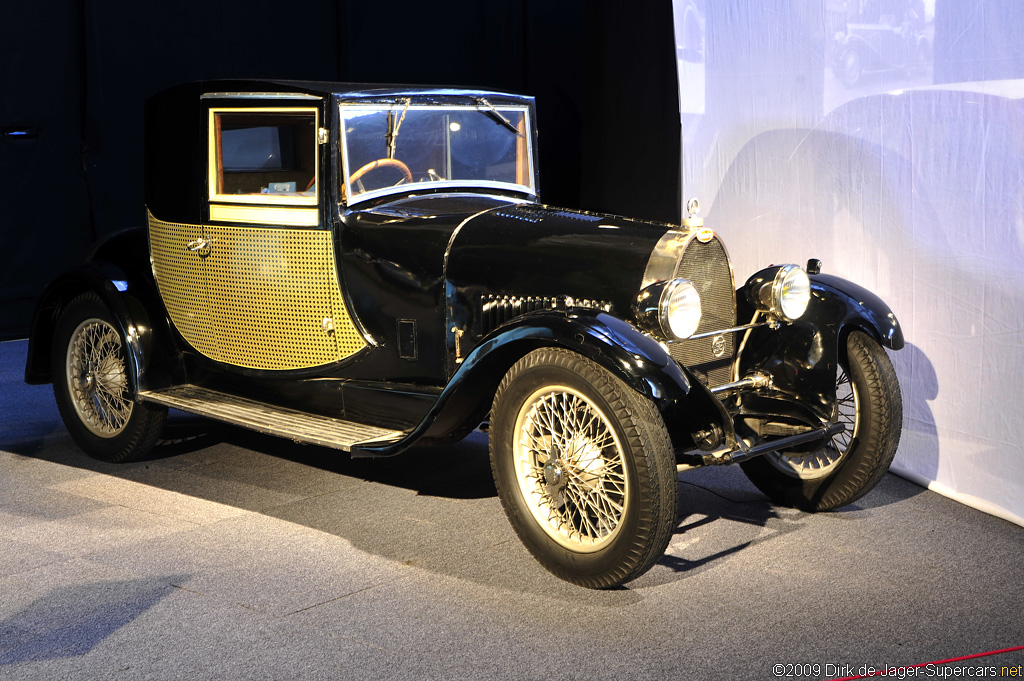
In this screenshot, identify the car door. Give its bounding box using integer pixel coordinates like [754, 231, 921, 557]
[150, 99, 367, 371]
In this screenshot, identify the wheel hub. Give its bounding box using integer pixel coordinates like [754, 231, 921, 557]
[512, 384, 629, 553]
[543, 458, 564, 488]
[66, 317, 134, 438]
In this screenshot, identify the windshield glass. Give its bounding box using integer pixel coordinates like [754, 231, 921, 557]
[339, 102, 534, 203]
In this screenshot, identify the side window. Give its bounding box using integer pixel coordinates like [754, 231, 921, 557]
[208, 108, 319, 223]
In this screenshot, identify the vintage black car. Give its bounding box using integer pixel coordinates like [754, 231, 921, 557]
[25, 80, 904, 588]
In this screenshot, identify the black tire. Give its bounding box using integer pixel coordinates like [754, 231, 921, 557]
[52, 292, 166, 463]
[740, 330, 902, 512]
[489, 348, 677, 588]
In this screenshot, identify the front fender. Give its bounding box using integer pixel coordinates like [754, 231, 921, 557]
[354, 310, 729, 456]
[738, 273, 902, 419]
[812, 274, 903, 350]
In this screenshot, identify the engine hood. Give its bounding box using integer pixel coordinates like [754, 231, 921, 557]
[445, 203, 672, 337]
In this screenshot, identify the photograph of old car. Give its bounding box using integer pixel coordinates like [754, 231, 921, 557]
[24, 80, 903, 588]
[829, 0, 932, 88]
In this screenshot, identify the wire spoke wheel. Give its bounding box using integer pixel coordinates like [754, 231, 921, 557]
[52, 292, 166, 462]
[513, 386, 628, 552]
[490, 348, 677, 588]
[66, 318, 134, 437]
[740, 330, 902, 512]
[766, 367, 859, 480]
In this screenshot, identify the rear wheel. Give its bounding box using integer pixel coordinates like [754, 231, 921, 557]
[52, 293, 166, 463]
[489, 348, 677, 588]
[741, 330, 902, 511]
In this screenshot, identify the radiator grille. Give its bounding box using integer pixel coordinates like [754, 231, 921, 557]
[149, 214, 366, 370]
[670, 236, 736, 388]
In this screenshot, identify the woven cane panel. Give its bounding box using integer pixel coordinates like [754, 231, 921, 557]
[148, 214, 366, 370]
[149, 216, 215, 353]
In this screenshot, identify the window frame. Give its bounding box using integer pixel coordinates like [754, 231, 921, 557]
[338, 102, 536, 206]
[207, 106, 320, 226]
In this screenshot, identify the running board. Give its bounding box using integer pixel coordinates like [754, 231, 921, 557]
[139, 385, 405, 452]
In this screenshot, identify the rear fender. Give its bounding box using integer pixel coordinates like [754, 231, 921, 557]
[25, 262, 181, 394]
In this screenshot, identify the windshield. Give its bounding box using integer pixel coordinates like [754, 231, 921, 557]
[339, 102, 535, 203]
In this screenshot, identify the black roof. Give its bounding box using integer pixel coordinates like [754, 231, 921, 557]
[169, 79, 533, 105]
[144, 80, 535, 225]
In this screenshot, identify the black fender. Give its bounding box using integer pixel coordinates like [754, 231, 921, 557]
[353, 309, 731, 456]
[813, 274, 903, 351]
[24, 229, 183, 394]
[738, 273, 903, 420]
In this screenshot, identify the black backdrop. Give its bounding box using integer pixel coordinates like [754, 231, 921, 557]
[0, 0, 680, 340]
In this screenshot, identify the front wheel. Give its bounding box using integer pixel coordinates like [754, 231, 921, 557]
[741, 330, 902, 511]
[489, 348, 678, 589]
[52, 292, 166, 463]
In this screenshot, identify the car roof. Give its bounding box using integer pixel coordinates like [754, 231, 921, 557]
[144, 80, 536, 225]
[178, 79, 533, 105]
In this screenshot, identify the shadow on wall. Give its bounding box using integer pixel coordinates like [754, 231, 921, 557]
[891, 342, 939, 480]
[708, 82, 1024, 519]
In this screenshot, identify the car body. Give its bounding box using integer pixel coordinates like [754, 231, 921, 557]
[25, 80, 904, 588]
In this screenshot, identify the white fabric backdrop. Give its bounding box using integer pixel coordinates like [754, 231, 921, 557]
[673, 0, 1024, 525]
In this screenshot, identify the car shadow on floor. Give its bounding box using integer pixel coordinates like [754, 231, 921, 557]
[5, 409, 927, 595]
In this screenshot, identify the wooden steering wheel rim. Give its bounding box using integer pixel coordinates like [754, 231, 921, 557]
[349, 158, 413, 185]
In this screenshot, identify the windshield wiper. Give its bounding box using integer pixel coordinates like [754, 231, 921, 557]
[386, 98, 411, 159]
[475, 98, 521, 136]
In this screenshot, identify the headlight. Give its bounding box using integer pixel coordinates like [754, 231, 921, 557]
[746, 264, 811, 322]
[634, 278, 702, 340]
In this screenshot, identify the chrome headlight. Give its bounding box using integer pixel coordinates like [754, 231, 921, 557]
[746, 264, 811, 322]
[635, 278, 702, 340]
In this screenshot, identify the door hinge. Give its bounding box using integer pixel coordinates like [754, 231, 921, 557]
[452, 326, 465, 364]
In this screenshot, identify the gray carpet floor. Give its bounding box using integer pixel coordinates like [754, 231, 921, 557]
[2, 339, 1022, 680]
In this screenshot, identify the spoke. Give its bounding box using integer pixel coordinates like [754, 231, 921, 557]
[836, 369, 850, 389]
[567, 493, 600, 539]
[513, 385, 629, 550]
[68, 319, 133, 437]
[523, 427, 550, 458]
[563, 475, 623, 538]
[94, 385, 125, 428]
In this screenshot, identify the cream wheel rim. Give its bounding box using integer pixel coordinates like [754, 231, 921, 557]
[65, 318, 134, 438]
[512, 386, 628, 552]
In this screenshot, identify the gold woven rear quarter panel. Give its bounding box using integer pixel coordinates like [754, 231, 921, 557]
[149, 213, 366, 370]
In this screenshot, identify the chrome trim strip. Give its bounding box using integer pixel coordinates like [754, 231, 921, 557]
[688, 321, 766, 341]
[201, 92, 322, 100]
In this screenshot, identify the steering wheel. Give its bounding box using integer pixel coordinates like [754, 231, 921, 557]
[349, 158, 413, 185]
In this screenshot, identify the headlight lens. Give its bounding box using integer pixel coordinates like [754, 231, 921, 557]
[660, 279, 702, 339]
[746, 264, 812, 322]
[775, 265, 811, 321]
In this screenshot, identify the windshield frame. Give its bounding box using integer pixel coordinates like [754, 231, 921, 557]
[337, 101, 537, 206]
